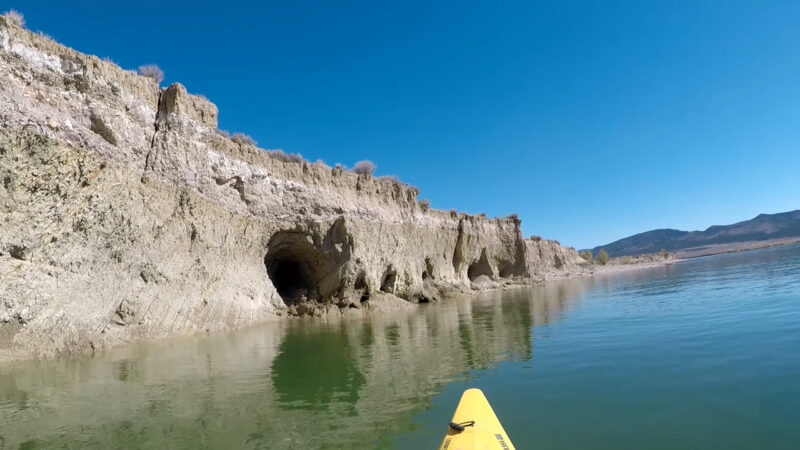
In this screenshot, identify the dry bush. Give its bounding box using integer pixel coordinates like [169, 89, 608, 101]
[35, 31, 55, 42]
[579, 250, 592, 261]
[596, 249, 609, 265]
[419, 199, 431, 211]
[268, 149, 304, 163]
[231, 132, 256, 146]
[506, 213, 519, 220]
[378, 174, 416, 191]
[3, 9, 24, 27]
[351, 160, 376, 175]
[137, 64, 164, 84]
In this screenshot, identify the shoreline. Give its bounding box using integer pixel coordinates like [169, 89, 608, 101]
[674, 238, 800, 259]
[0, 257, 679, 365]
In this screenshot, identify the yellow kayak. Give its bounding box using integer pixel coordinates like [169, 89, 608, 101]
[438, 388, 515, 450]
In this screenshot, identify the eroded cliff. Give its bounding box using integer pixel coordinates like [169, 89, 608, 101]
[0, 17, 587, 361]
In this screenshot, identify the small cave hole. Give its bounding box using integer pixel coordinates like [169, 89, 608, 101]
[354, 271, 367, 291]
[498, 261, 515, 278]
[467, 249, 494, 281]
[380, 267, 397, 293]
[424, 258, 435, 280]
[354, 271, 370, 303]
[418, 296, 430, 304]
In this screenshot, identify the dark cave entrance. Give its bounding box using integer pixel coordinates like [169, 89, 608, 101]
[265, 231, 327, 305]
[498, 261, 515, 278]
[267, 258, 312, 301]
[467, 249, 494, 281]
[380, 267, 397, 293]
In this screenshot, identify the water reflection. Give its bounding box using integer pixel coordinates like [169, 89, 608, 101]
[0, 279, 590, 449]
[272, 328, 365, 412]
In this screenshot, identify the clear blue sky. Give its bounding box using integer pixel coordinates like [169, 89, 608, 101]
[12, 1, 800, 249]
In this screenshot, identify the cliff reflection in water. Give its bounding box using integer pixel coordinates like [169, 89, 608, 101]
[0, 280, 587, 449]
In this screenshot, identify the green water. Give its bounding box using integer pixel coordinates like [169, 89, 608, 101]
[2, 245, 800, 449]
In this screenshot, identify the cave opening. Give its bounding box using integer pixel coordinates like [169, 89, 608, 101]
[354, 270, 370, 303]
[267, 258, 311, 301]
[467, 249, 494, 281]
[380, 267, 397, 293]
[265, 231, 327, 305]
[425, 258, 435, 280]
[498, 261, 515, 278]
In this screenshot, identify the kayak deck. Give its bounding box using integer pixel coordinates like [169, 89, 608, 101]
[438, 388, 515, 450]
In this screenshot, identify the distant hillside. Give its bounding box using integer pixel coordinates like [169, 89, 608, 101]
[591, 210, 800, 257]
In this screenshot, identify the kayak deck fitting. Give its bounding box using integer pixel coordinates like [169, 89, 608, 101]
[438, 388, 515, 450]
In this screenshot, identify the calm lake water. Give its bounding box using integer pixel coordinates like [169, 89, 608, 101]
[2, 245, 800, 449]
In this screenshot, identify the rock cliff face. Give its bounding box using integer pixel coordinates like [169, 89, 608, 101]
[0, 17, 586, 361]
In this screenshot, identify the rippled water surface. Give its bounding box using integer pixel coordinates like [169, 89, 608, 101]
[2, 245, 800, 449]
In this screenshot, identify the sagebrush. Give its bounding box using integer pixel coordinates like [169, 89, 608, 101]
[3, 9, 24, 28]
[231, 132, 256, 146]
[351, 160, 376, 175]
[137, 64, 164, 84]
[268, 149, 303, 163]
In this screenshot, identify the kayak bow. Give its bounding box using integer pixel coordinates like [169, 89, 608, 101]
[438, 388, 515, 450]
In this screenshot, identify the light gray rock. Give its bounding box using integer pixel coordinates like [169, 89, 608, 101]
[0, 17, 586, 361]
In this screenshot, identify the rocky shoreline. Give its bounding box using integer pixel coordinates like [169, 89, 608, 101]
[0, 16, 669, 362]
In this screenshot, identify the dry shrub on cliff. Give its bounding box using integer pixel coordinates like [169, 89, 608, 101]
[137, 64, 164, 84]
[268, 149, 304, 163]
[231, 132, 256, 146]
[35, 31, 55, 42]
[3, 10, 24, 28]
[419, 199, 431, 211]
[351, 160, 376, 175]
[579, 250, 592, 261]
[506, 213, 519, 220]
[378, 174, 418, 192]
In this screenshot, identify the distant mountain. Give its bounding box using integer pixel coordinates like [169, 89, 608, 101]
[591, 210, 800, 257]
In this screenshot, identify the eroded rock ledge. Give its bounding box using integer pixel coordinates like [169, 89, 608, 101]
[0, 17, 587, 361]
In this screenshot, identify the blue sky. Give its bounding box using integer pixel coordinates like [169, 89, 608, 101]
[11, 1, 800, 249]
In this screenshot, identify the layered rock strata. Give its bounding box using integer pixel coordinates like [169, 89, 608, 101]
[0, 17, 586, 360]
